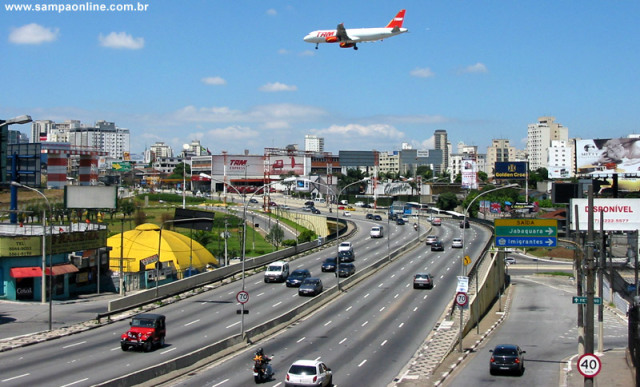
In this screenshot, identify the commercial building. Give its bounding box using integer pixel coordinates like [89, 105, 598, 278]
[304, 135, 324, 153]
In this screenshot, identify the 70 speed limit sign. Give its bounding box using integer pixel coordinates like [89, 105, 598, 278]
[577, 353, 601, 378]
[455, 292, 468, 307]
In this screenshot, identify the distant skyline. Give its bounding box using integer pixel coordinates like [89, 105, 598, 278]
[2, 1, 639, 155]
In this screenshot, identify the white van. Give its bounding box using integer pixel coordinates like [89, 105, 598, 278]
[370, 225, 384, 238]
[264, 261, 290, 283]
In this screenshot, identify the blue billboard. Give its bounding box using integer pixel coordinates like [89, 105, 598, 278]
[494, 162, 527, 180]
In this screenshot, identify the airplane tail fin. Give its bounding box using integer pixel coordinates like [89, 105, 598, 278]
[385, 9, 406, 29]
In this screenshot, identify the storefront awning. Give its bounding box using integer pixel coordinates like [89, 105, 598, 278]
[10, 267, 43, 278]
[45, 264, 79, 276]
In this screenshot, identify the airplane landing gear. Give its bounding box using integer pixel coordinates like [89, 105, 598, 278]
[315, 44, 319, 50]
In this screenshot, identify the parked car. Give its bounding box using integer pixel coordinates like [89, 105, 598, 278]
[120, 313, 166, 352]
[452, 238, 463, 248]
[264, 261, 290, 283]
[425, 235, 438, 245]
[338, 249, 355, 262]
[337, 262, 356, 277]
[505, 256, 517, 265]
[321, 257, 337, 272]
[298, 278, 323, 296]
[338, 242, 353, 252]
[431, 240, 444, 251]
[286, 269, 311, 287]
[460, 219, 470, 228]
[413, 273, 434, 289]
[373, 214, 383, 221]
[489, 344, 526, 375]
[285, 359, 333, 387]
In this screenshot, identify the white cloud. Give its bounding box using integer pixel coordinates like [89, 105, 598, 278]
[266, 8, 277, 16]
[314, 124, 404, 139]
[9, 23, 59, 45]
[299, 50, 316, 57]
[259, 82, 298, 92]
[460, 62, 488, 74]
[410, 67, 435, 78]
[278, 48, 289, 55]
[98, 32, 144, 50]
[171, 103, 326, 126]
[201, 76, 226, 86]
[204, 125, 259, 140]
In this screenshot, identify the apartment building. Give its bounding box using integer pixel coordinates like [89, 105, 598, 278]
[527, 116, 568, 171]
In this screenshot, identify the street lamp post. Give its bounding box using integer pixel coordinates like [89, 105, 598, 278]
[11, 181, 53, 331]
[458, 183, 519, 352]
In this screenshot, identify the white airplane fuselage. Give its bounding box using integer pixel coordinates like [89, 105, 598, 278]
[303, 27, 408, 44]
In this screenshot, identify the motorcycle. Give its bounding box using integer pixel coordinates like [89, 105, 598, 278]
[253, 357, 274, 383]
[413, 223, 419, 231]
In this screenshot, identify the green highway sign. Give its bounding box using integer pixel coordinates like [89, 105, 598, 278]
[494, 219, 558, 248]
[495, 226, 557, 237]
[572, 296, 602, 305]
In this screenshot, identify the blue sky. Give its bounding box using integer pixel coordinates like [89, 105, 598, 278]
[2, 1, 639, 156]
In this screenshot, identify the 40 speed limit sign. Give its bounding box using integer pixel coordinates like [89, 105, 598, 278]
[577, 353, 601, 378]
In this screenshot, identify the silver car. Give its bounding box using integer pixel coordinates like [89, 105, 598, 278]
[452, 238, 463, 248]
[425, 235, 438, 245]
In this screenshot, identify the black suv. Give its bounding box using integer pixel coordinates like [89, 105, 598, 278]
[338, 249, 355, 262]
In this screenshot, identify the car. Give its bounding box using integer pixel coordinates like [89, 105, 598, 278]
[452, 238, 463, 248]
[432, 217, 442, 226]
[354, 201, 364, 207]
[370, 225, 384, 238]
[337, 262, 356, 277]
[264, 261, 290, 283]
[338, 241, 353, 252]
[345, 206, 356, 211]
[311, 208, 321, 214]
[249, 198, 259, 204]
[505, 256, 517, 265]
[285, 359, 333, 387]
[365, 213, 374, 219]
[343, 211, 351, 217]
[298, 278, 323, 296]
[269, 201, 278, 207]
[431, 240, 444, 251]
[280, 205, 290, 210]
[425, 235, 438, 245]
[396, 218, 405, 225]
[489, 344, 526, 375]
[286, 269, 311, 287]
[338, 249, 355, 262]
[304, 200, 315, 207]
[120, 313, 166, 352]
[373, 214, 383, 221]
[302, 206, 312, 212]
[460, 219, 470, 228]
[321, 257, 337, 272]
[362, 203, 372, 208]
[413, 273, 434, 289]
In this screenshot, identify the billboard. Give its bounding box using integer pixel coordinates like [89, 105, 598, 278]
[548, 165, 571, 179]
[576, 138, 640, 176]
[211, 155, 308, 177]
[494, 162, 527, 180]
[570, 198, 640, 231]
[461, 160, 478, 189]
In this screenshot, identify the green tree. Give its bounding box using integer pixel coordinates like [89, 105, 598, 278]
[266, 224, 284, 249]
[436, 192, 459, 211]
[168, 162, 191, 180]
[297, 229, 317, 243]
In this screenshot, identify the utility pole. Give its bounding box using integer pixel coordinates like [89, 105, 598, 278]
[585, 184, 595, 387]
[598, 211, 604, 353]
[574, 204, 584, 356]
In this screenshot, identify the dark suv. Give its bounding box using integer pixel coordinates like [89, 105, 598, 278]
[338, 250, 355, 263]
[121, 313, 166, 352]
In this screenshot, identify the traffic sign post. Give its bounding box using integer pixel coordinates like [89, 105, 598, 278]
[455, 292, 468, 307]
[572, 296, 602, 305]
[236, 290, 249, 304]
[456, 276, 469, 293]
[577, 353, 601, 378]
[463, 255, 471, 266]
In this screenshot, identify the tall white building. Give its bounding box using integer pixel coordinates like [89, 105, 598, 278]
[304, 135, 324, 153]
[527, 116, 568, 171]
[547, 140, 574, 178]
[146, 142, 174, 163]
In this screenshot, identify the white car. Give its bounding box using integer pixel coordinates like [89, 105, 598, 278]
[425, 235, 438, 245]
[452, 238, 463, 248]
[285, 359, 333, 387]
[338, 242, 353, 252]
[343, 211, 351, 217]
[505, 256, 517, 265]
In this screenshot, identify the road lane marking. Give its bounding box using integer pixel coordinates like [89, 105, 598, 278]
[256, 292, 265, 297]
[324, 320, 332, 326]
[413, 307, 418, 312]
[358, 359, 367, 367]
[381, 340, 387, 346]
[399, 323, 404, 328]
[339, 338, 347, 344]
[297, 337, 306, 343]
[2, 373, 30, 382]
[364, 293, 370, 298]
[161, 347, 177, 354]
[226, 321, 240, 329]
[394, 294, 399, 299]
[61, 378, 89, 387]
[62, 341, 86, 349]
[212, 379, 229, 387]
[346, 306, 352, 311]
[184, 319, 200, 326]
[362, 321, 368, 327]
[272, 301, 282, 307]
[379, 307, 385, 312]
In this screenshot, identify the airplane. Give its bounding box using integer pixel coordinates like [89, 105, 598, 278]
[303, 9, 408, 50]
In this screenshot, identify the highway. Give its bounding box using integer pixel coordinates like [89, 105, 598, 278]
[158, 220, 493, 387]
[0, 210, 452, 387]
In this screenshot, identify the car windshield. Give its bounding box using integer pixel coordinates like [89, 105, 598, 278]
[494, 347, 518, 356]
[288, 364, 317, 375]
[415, 274, 430, 279]
[324, 258, 336, 264]
[132, 318, 155, 328]
[290, 270, 308, 278]
[267, 265, 282, 271]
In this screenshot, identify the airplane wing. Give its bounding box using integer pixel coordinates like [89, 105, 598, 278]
[336, 23, 352, 42]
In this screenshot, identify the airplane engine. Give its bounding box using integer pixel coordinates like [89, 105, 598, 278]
[339, 42, 355, 48]
[325, 36, 338, 43]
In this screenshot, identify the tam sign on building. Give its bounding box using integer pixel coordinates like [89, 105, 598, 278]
[570, 198, 640, 231]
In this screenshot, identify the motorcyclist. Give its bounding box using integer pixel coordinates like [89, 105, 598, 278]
[413, 223, 418, 231]
[253, 347, 273, 380]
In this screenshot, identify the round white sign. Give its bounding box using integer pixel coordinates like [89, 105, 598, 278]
[236, 290, 249, 304]
[577, 353, 601, 378]
[455, 292, 468, 307]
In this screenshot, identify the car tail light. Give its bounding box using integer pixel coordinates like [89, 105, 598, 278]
[490, 356, 495, 363]
[286, 374, 289, 381]
[313, 375, 318, 383]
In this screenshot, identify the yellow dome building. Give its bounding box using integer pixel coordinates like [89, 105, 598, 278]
[108, 223, 217, 273]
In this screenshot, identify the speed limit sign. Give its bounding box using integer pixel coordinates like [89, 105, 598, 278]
[455, 292, 468, 307]
[577, 353, 601, 378]
[236, 290, 249, 304]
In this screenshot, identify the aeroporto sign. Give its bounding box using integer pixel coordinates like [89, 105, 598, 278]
[570, 198, 640, 231]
